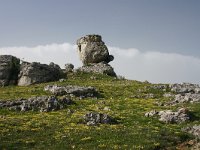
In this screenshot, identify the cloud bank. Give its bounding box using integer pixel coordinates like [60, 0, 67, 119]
[1, 43, 200, 84]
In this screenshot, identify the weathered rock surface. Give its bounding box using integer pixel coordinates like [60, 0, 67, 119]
[76, 62, 116, 76]
[182, 125, 200, 139]
[77, 34, 114, 65]
[145, 108, 190, 123]
[166, 83, 200, 105]
[0, 96, 73, 112]
[18, 62, 62, 86]
[44, 85, 98, 98]
[0, 55, 20, 86]
[64, 63, 74, 73]
[170, 83, 200, 94]
[83, 112, 113, 126]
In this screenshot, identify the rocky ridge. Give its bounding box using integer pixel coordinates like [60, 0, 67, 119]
[0, 96, 73, 112]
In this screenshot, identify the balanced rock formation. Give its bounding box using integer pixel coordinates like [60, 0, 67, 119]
[18, 61, 62, 86]
[76, 34, 116, 76]
[77, 34, 114, 65]
[0, 55, 20, 86]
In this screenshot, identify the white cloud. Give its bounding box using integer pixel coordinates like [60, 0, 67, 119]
[1, 43, 200, 84]
[0, 43, 81, 68]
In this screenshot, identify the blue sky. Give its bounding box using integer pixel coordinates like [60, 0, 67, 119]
[0, 0, 200, 83]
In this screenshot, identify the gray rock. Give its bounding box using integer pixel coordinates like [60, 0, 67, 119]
[65, 63, 74, 72]
[170, 83, 199, 94]
[0, 55, 20, 86]
[83, 112, 113, 126]
[44, 85, 98, 98]
[18, 62, 62, 86]
[77, 34, 114, 65]
[76, 62, 116, 77]
[0, 96, 73, 112]
[166, 83, 200, 105]
[182, 125, 200, 139]
[145, 108, 190, 124]
[145, 110, 158, 117]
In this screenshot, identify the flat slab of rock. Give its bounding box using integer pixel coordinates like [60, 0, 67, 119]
[83, 112, 113, 126]
[18, 62, 62, 86]
[0, 96, 73, 112]
[145, 108, 190, 123]
[0, 55, 20, 86]
[44, 85, 98, 98]
[76, 62, 116, 77]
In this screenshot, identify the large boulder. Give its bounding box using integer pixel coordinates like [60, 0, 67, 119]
[76, 62, 116, 77]
[0, 55, 20, 86]
[77, 34, 114, 65]
[18, 62, 62, 86]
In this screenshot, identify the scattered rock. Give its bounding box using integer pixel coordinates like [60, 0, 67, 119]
[182, 125, 200, 139]
[170, 83, 200, 94]
[44, 85, 98, 98]
[130, 93, 155, 99]
[150, 84, 168, 91]
[145, 108, 190, 123]
[59, 78, 67, 82]
[76, 62, 116, 77]
[18, 62, 62, 86]
[0, 96, 73, 112]
[145, 110, 158, 117]
[65, 63, 74, 73]
[83, 112, 113, 126]
[166, 83, 200, 105]
[77, 34, 114, 65]
[0, 55, 20, 86]
[163, 93, 174, 98]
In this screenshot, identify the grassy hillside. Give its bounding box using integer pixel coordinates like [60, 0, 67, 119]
[0, 73, 199, 149]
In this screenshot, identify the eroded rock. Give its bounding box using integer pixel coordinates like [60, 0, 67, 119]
[182, 125, 200, 139]
[77, 34, 114, 65]
[76, 62, 116, 76]
[18, 62, 62, 86]
[0, 55, 20, 86]
[145, 108, 190, 123]
[44, 85, 98, 98]
[0, 96, 73, 112]
[83, 112, 113, 126]
[167, 83, 200, 105]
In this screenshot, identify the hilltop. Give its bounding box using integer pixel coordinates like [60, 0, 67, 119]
[0, 35, 200, 149]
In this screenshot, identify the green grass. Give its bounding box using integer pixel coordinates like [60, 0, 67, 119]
[0, 72, 198, 149]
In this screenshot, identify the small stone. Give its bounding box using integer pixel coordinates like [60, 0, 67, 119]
[83, 112, 113, 126]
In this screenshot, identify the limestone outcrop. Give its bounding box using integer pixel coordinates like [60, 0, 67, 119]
[77, 34, 114, 65]
[76, 62, 116, 76]
[18, 62, 62, 86]
[44, 85, 98, 98]
[0, 96, 73, 112]
[76, 34, 116, 76]
[0, 55, 20, 86]
[145, 108, 190, 124]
